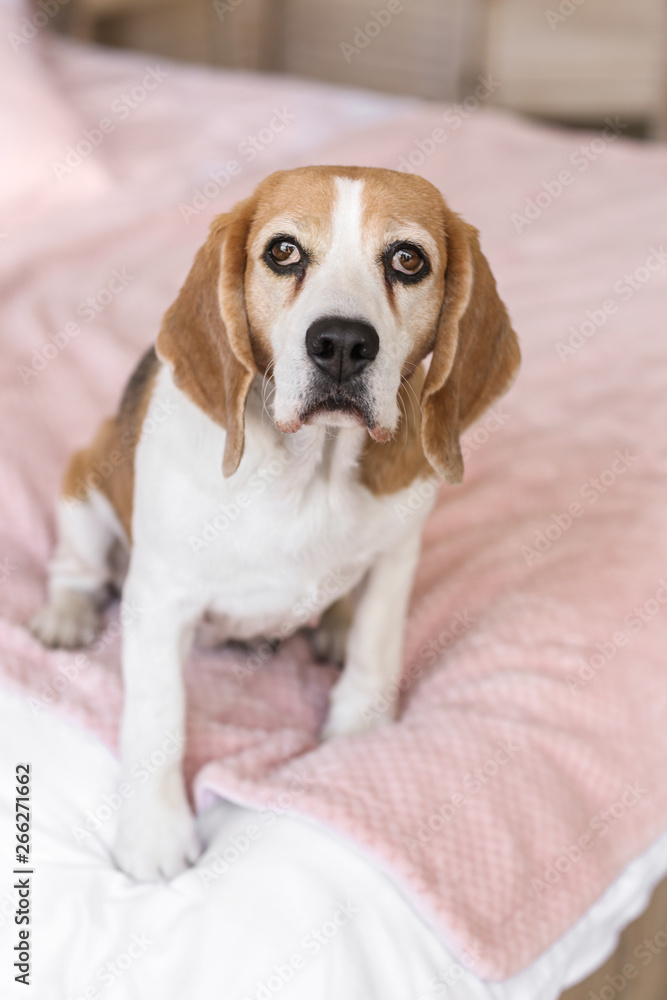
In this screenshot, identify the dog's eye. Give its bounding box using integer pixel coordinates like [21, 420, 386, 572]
[263, 236, 308, 276]
[391, 245, 424, 275]
[383, 242, 430, 286]
[268, 239, 301, 266]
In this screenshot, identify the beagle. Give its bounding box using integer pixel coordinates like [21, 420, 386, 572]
[31, 166, 520, 881]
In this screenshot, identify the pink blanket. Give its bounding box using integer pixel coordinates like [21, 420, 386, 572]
[2, 20, 667, 980]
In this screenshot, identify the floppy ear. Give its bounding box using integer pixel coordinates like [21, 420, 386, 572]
[420, 208, 520, 484]
[156, 196, 258, 477]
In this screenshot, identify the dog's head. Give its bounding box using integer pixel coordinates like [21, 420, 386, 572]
[157, 166, 520, 483]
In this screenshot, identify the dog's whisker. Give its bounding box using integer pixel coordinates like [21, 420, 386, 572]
[260, 364, 277, 427]
[396, 392, 411, 454]
[399, 373, 419, 429]
[401, 374, 422, 423]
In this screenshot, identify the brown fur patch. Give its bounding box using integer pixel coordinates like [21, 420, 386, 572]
[359, 365, 432, 495]
[157, 200, 260, 477]
[62, 347, 159, 540]
[420, 211, 521, 485]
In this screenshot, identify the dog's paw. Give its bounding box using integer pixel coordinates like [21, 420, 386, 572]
[29, 589, 101, 649]
[321, 681, 396, 740]
[113, 792, 201, 882]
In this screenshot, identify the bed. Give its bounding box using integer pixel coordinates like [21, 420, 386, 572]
[1, 6, 667, 998]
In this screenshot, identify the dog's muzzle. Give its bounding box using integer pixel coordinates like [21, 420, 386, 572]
[285, 316, 390, 440]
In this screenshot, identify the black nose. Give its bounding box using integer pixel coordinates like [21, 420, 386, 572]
[305, 317, 379, 384]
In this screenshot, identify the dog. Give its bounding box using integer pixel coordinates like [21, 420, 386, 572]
[30, 165, 520, 881]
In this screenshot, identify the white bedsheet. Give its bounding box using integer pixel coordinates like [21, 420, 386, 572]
[1, 686, 665, 1000]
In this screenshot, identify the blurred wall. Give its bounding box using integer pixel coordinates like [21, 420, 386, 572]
[485, 0, 667, 135]
[271, 0, 483, 102]
[59, 0, 482, 101]
[56, 0, 667, 135]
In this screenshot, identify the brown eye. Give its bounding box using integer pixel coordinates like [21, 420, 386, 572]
[269, 240, 301, 266]
[391, 246, 424, 275]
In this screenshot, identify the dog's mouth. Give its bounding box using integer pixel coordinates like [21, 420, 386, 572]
[306, 394, 365, 422]
[301, 386, 370, 428]
[296, 391, 392, 442]
[273, 384, 393, 441]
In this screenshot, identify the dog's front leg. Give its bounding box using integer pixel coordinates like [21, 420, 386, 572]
[322, 525, 424, 739]
[113, 572, 201, 881]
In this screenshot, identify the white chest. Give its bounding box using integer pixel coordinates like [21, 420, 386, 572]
[131, 369, 422, 639]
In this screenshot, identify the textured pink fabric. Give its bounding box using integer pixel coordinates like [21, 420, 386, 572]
[1, 36, 667, 981]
